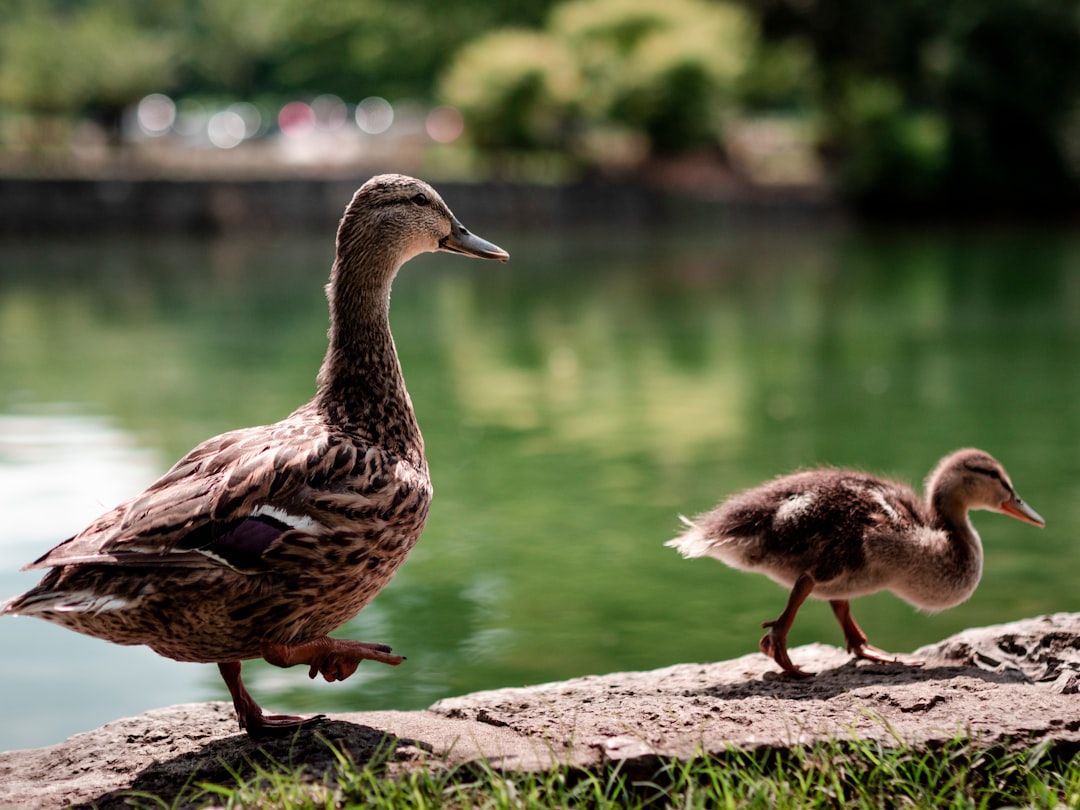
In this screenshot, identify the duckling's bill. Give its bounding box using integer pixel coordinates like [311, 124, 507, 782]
[439, 217, 509, 262]
[1000, 494, 1045, 527]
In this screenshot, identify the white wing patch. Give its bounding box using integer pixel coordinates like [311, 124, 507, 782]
[253, 504, 320, 532]
[869, 489, 901, 523]
[774, 492, 815, 525]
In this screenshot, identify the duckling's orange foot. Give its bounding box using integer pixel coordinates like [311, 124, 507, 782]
[850, 643, 924, 668]
[849, 641, 899, 664]
[759, 626, 813, 679]
[261, 637, 406, 683]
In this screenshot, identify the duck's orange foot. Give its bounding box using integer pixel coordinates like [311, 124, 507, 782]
[757, 572, 816, 678]
[218, 661, 327, 738]
[261, 637, 406, 683]
[242, 710, 328, 739]
[759, 622, 813, 679]
[850, 642, 923, 668]
[829, 601, 919, 668]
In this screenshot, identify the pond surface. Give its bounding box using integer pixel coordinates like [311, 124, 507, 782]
[1, 222, 1078, 750]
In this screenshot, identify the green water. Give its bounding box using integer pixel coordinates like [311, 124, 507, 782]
[1, 223, 1077, 749]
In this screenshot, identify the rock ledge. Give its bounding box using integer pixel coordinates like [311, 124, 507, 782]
[2, 613, 1078, 809]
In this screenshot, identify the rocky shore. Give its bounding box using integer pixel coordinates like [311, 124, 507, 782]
[1, 612, 1077, 809]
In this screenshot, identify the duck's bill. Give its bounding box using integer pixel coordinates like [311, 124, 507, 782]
[440, 218, 509, 262]
[1000, 494, 1045, 527]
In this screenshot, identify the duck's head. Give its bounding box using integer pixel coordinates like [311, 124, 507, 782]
[928, 448, 1045, 527]
[336, 174, 508, 275]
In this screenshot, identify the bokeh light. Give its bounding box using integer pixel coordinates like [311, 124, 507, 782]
[312, 94, 347, 130]
[228, 102, 263, 138]
[278, 101, 316, 138]
[207, 110, 246, 148]
[136, 94, 175, 136]
[426, 105, 464, 144]
[172, 99, 208, 139]
[355, 96, 394, 135]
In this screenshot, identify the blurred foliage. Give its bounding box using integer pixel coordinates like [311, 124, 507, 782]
[175, 0, 551, 101]
[439, 31, 582, 153]
[553, 0, 756, 155]
[823, 76, 949, 206]
[442, 0, 759, 159]
[0, 1, 178, 123]
[1, 0, 1079, 214]
[0, 0, 553, 118]
[754, 0, 1080, 213]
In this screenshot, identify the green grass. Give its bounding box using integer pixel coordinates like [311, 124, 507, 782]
[118, 736, 1080, 810]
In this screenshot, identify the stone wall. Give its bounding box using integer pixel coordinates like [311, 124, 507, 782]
[0, 176, 835, 234]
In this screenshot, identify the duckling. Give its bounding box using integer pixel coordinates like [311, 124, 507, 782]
[666, 449, 1044, 677]
[1, 174, 509, 736]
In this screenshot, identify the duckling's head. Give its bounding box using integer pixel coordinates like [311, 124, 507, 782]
[927, 448, 1045, 527]
[336, 174, 508, 280]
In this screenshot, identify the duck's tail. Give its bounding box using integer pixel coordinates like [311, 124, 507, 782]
[1, 587, 130, 617]
[664, 515, 716, 558]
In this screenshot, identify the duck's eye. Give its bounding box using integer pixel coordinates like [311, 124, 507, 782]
[411, 193, 430, 206]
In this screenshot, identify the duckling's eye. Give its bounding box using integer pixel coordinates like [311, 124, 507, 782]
[411, 193, 430, 207]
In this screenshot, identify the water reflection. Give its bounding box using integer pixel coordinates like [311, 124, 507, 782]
[0, 411, 207, 750]
[1, 226, 1077, 751]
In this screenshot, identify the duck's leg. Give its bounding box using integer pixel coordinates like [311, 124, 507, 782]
[760, 572, 815, 678]
[261, 637, 405, 682]
[828, 600, 908, 664]
[217, 661, 325, 737]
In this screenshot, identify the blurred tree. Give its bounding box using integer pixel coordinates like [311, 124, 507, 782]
[735, 36, 818, 113]
[176, 0, 297, 97]
[173, 0, 555, 101]
[0, 0, 557, 119]
[553, 0, 755, 155]
[4, 0, 1076, 217]
[0, 1, 178, 138]
[440, 30, 581, 152]
[442, 0, 757, 160]
[752, 0, 1080, 213]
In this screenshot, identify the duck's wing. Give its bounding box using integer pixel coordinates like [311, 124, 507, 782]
[24, 419, 360, 574]
[856, 476, 927, 531]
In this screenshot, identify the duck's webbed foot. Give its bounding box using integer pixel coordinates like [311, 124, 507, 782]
[218, 661, 326, 738]
[261, 637, 405, 682]
[760, 572, 817, 678]
[849, 641, 907, 664]
[829, 600, 920, 667]
[759, 622, 812, 678]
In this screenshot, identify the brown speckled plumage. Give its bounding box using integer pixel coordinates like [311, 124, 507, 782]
[2, 174, 509, 736]
[667, 449, 1044, 677]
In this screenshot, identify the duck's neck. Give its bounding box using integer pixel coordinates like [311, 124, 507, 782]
[929, 490, 977, 540]
[900, 489, 983, 609]
[313, 257, 424, 467]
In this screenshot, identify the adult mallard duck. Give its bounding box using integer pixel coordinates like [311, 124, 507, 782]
[2, 174, 509, 736]
[667, 449, 1044, 677]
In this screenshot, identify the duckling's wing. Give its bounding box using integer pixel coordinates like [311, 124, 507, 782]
[24, 420, 355, 573]
[857, 477, 927, 532]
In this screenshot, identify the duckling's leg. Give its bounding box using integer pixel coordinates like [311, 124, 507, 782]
[261, 637, 405, 682]
[828, 600, 901, 664]
[217, 661, 325, 737]
[760, 572, 816, 677]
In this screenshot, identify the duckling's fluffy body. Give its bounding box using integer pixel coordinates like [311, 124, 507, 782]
[674, 468, 973, 611]
[668, 449, 1044, 676]
[2, 174, 509, 734]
